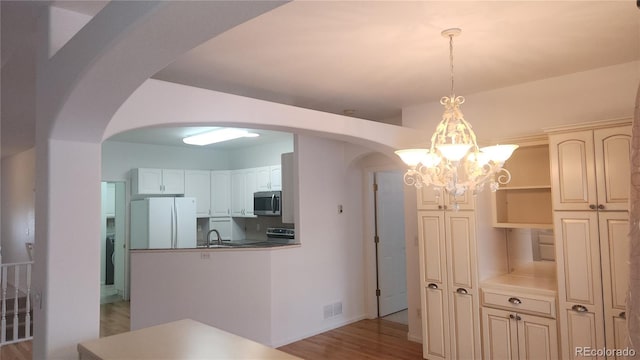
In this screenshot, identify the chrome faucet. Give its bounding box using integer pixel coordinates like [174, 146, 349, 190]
[207, 229, 222, 247]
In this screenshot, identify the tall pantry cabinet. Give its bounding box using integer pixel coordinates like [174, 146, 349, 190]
[548, 122, 631, 359]
[417, 188, 482, 360]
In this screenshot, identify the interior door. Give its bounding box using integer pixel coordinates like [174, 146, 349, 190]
[375, 171, 407, 317]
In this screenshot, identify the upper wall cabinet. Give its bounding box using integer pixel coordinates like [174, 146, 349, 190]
[492, 137, 553, 229]
[210, 170, 231, 217]
[549, 124, 631, 211]
[256, 165, 282, 191]
[417, 185, 474, 211]
[184, 170, 211, 217]
[131, 168, 185, 196]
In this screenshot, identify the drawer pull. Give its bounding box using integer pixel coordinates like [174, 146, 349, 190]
[589, 204, 597, 210]
[572, 305, 589, 313]
[598, 204, 605, 210]
[456, 288, 468, 295]
[619, 311, 626, 319]
[508, 297, 522, 305]
[427, 283, 438, 289]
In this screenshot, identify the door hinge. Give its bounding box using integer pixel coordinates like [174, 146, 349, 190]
[374, 235, 380, 243]
[376, 289, 381, 297]
[373, 183, 378, 192]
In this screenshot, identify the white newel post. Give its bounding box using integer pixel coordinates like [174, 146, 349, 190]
[32, 139, 101, 359]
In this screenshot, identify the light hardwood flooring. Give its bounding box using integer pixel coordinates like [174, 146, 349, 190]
[1, 302, 422, 360]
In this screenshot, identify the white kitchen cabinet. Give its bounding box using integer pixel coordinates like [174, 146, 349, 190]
[554, 211, 606, 359]
[417, 185, 474, 211]
[417, 208, 480, 360]
[131, 168, 185, 196]
[105, 182, 116, 217]
[184, 170, 211, 217]
[548, 121, 631, 359]
[210, 170, 231, 217]
[599, 212, 630, 359]
[256, 165, 282, 191]
[549, 125, 630, 211]
[482, 307, 558, 360]
[231, 169, 257, 217]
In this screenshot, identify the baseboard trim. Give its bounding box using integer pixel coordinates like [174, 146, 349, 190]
[271, 314, 367, 348]
[407, 332, 422, 343]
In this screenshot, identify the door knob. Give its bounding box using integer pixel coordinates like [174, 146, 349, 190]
[619, 311, 626, 319]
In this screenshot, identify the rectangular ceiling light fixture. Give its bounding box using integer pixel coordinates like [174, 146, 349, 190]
[183, 128, 259, 146]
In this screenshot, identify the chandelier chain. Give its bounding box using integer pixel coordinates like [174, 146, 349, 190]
[449, 34, 455, 98]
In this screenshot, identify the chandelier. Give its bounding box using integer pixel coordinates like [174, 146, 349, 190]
[395, 28, 518, 197]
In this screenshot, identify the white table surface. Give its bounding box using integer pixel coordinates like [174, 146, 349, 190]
[77, 319, 301, 360]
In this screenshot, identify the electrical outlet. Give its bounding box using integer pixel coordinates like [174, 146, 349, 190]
[333, 302, 343, 316]
[200, 253, 210, 260]
[323, 304, 333, 319]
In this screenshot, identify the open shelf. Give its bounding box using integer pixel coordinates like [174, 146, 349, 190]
[492, 141, 553, 229]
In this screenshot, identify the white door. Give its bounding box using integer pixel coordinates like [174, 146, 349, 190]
[231, 171, 246, 216]
[161, 169, 185, 194]
[270, 165, 282, 190]
[517, 313, 559, 360]
[594, 126, 631, 211]
[482, 307, 519, 360]
[137, 168, 163, 194]
[244, 170, 257, 216]
[375, 171, 407, 317]
[255, 166, 271, 191]
[175, 198, 196, 248]
[211, 171, 231, 216]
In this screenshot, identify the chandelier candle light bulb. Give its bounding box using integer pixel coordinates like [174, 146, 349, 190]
[395, 28, 518, 196]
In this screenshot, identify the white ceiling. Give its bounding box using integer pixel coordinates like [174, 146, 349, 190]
[153, 1, 640, 123]
[2, 1, 639, 154]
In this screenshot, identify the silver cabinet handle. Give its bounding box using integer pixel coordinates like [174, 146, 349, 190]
[572, 304, 589, 313]
[508, 297, 522, 305]
[456, 288, 468, 294]
[619, 311, 626, 319]
[427, 283, 438, 289]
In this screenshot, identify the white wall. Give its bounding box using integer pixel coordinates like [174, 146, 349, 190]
[227, 137, 294, 169]
[403, 61, 640, 141]
[269, 135, 368, 346]
[1, 148, 35, 264]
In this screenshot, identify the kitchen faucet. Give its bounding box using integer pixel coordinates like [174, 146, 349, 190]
[207, 229, 222, 247]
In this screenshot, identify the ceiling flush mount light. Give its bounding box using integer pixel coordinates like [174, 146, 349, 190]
[183, 128, 260, 146]
[395, 28, 518, 198]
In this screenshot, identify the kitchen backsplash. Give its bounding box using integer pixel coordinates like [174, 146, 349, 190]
[245, 216, 294, 240]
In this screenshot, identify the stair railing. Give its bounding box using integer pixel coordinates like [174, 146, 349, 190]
[0, 261, 33, 345]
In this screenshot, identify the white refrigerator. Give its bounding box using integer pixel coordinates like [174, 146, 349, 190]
[131, 197, 197, 249]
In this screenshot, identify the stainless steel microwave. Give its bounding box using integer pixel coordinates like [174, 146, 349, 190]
[254, 191, 281, 216]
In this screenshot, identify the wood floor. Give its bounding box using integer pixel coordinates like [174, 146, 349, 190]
[278, 319, 423, 360]
[0, 302, 422, 360]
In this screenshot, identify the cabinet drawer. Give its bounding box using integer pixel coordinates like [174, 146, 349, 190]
[481, 288, 556, 318]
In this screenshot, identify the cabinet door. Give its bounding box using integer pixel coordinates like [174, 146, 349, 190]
[599, 212, 629, 356]
[255, 166, 271, 191]
[230, 171, 246, 216]
[446, 212, 477, 291]
[162, 169, 185, 194]
[244, 170, 257, 216]
[417, 186, 472, 210]
[211, 171, 231, 217]
[517, 313, 559, 360]
[417, 211, 449, 360]
[450, 290, 481, 359]
[136, 168, 163, 194]
[549, 131, 597, 211]
[184, 170, 211, 217]
[482, 307, 519, 360]
[594, 126, 631, 211]
[270, 165, 282, 191]
[554, 211, 605, 359]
